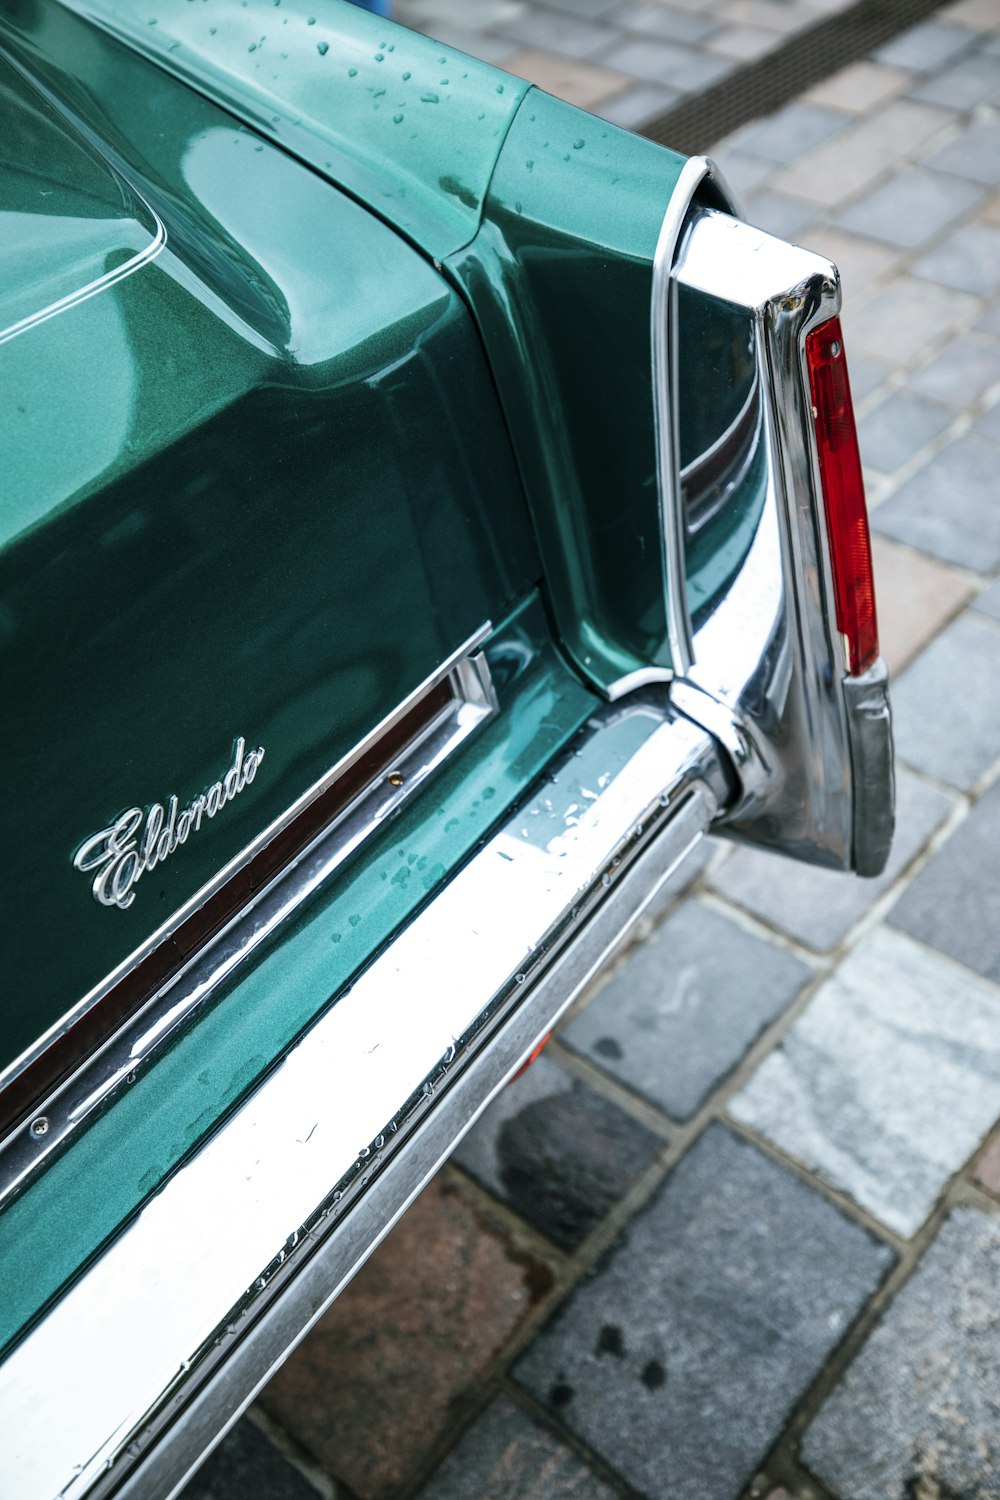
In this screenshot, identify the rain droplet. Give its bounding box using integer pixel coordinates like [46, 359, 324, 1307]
[316, 40, 328, 55]
[496, 83, 504, 93]
[421, 90, 439, 103]
[402, 69, 411, 80]
[375, 52, 384, 61]
[393, 112, 403, 123]
[348, 66, 357, 75]
[573, 138, 584, 149]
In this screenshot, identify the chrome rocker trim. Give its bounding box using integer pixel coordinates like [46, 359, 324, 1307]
[669, 208, 894, 876]
[0, 698, 730, 1500]
[0, 632, 498, 1202]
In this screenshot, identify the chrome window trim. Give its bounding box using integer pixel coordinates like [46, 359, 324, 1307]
[0, 699, 728, 1500]
[646, 154, 740, 687]
[0, 629, 496, 1162]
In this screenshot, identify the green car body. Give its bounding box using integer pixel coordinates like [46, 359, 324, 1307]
[0, 3, 893, 1494]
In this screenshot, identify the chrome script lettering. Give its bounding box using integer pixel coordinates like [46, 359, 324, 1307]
[73, 737, 266, 910]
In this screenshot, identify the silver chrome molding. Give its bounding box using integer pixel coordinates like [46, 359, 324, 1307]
[0, 633, 498, 1205]
[0, 698, 728, 1500]
[642, 154, 740, 690]
[669, 208, 894, 873]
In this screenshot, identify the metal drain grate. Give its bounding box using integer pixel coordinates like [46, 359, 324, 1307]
[640, 0, 948, 153]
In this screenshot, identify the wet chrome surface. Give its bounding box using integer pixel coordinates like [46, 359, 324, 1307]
[0, 698, 726, 1500]
[670, 207, 893, 874]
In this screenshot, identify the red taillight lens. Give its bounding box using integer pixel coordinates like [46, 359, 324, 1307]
[806, 316, 878, 676]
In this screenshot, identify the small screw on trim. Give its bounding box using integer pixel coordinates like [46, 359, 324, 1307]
[387, 771, 404, 787]
[29, 1116, 49, 1138]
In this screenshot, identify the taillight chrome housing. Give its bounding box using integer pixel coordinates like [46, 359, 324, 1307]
[657, 198, 894, 877]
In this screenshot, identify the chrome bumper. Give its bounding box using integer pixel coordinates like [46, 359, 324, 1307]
[0, 697, 730, 1500]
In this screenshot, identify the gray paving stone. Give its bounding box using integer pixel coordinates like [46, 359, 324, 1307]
[873, 436, 1000, 572]
[835, 166, 983, 248]
[453, 1054, 662, 1251]
[733, 102, 848, 164]
[180, 1418, 317, 1500]
[891, 610, 1000, 788]
[732, 927, 1000, 1236]
[914, 221, 1000, 297]
[909, 332, 1000, 408]
[909, 50, 1000, 109]
[926, 118, 1000, 186]
[857, 390, 953, 472]
[616, 2, 720, 43]
[844, 276, 976, 365]
[593, 80, 679, 126]
[846, 349, 893, 401]
[743, 188, 817, 241]
[707, 145, 775, 197]
[515, 1125, 893, 1500]
[600, 35, 731, 89]
[534, 0, 621, 18]
[562, 900, 811, 1121]
[979, 298, 1000, 337]
[494, 9, 614, 58]
[973, 573, 1000, 618]
[417, 1396, 617, 1500]
[891, 776, 1000, 986]
[708, 767, 956, 951]
[804, 1208, 1000, 1500]
[873, 19, 977, 72]
[971, 398, 1000, 447]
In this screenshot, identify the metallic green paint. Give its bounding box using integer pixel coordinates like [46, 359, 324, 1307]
[446, 92, 688, 694]
[0, 11, 539, 1079]
[55, 0, 530, 260]
[0, 596, 597, 1356]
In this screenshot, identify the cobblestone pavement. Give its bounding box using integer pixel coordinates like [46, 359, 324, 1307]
[183, 3, 1000, 1498]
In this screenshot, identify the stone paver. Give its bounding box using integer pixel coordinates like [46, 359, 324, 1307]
[731, 929, 1000, 1236]
[562, 900, 810, 1120]
[910, 48, 1000, 108]
[804, 60, 910, 113]
[453, 1054, 663, 1250]
[871, 535, 974, 673]
[873, 19, 977, 72]
[183, 1420, 319, 1500]
[804, 1209, 1000, 1500]
[890, 610, 1000, 788]
[835, 166, 984, 248]
[909, 330, 1000, 408]
[708, 766, 957, 951]
[926, 117, 1000, 186]
[891, 776, 1000, 987]
[733, 102, 847, 164]
[417, 1397, 617, 1500]
[503, 48, 628, 107]
[841, 276, 975, 365]
[515, 1125, 893, 1500]
[973, 1133, 1000, 1197]
[857, 389, 953, 474]
[259, 1176, 553, 1499]
[873, 436, 1000, 572]
[914, 220, 1000, 296]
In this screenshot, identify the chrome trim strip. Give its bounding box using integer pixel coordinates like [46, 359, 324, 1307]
[0, 700, 726, 1500]
[647, 155, 740, 686]
[0, 627, 493, 1098]
[0, 634, 497, 1197]
[0, 210, 167, 347]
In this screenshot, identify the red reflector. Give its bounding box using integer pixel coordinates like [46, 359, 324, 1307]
[806, 316, 879, 677]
